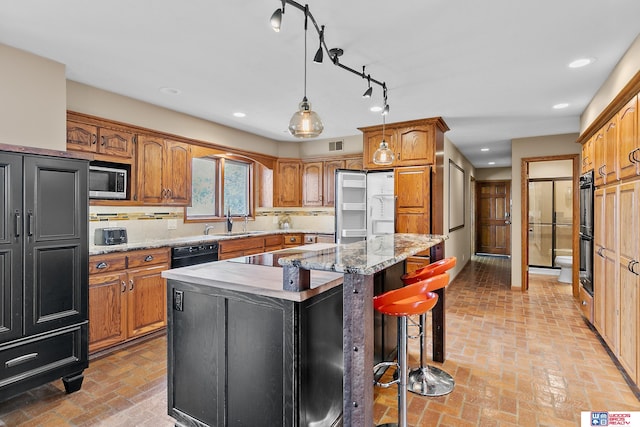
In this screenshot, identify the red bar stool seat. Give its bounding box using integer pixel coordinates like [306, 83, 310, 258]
[401, 257, 457, 397]
[373, 273, 448, 427]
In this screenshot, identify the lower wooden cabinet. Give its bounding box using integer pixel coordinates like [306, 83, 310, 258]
[88, 248, 170, 354]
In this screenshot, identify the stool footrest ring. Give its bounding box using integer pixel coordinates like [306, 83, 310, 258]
[373, 361, 399, 388]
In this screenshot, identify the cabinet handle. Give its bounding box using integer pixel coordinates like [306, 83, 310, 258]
[632, 148, 640, 163]
[96, 262, 108, 269]
[631, 261, 639, 276]
[5, 352, 38, 368]
[14, 211, 20, 237]
[92, 134, 97, 145]
[129, 279, 134, 291]
[144, 255, 154, 262]
[167, 188, 172, 199]
[27, 211, 33, 236]
[121, 281, 127, 292]
[100, 136, 106, 146]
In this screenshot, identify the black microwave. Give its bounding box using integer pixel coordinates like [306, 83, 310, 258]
[89, 165, 127, 199]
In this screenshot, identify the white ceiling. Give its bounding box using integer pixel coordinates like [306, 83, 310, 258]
[1, 1, 639, 168]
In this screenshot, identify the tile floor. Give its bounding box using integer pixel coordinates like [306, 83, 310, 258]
[1, 255, 639, 426]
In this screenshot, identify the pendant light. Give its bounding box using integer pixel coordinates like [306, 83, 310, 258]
[373, 114, 394, 165]
[288, 5, 323, 138]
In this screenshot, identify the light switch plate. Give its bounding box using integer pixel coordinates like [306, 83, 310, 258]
[167, 219, 178, 230]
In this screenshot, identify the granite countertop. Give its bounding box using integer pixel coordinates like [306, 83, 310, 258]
[277, 233, 447, 275]
[89, 229, 334, 255]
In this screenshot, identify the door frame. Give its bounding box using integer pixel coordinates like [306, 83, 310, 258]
[520, 154, 580, 295]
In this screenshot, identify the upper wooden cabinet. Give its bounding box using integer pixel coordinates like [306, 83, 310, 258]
[275, 159, 302, 207]
[395, 166, 431, 234]
[300, 156, 362, 207]
[137, 135, 191, 205]
[67, 119, 135, 160]
[323, 159, 345, 207]
[581, 134, 594, 174]
[617, 95, 639, 180]
[360, 117, 449, 169]
[302, 161, 323, 206]
[593, 118, 617, 187]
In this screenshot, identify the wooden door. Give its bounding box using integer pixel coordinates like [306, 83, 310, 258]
[97, 128, 134, 159]
[274, 160, 301, 207]
[66, 121, 97, 153]
[617, 95, 638, 180]
[395, 125, 435, 166]
[127, 265, 168, 338]
[618, 182, 639, 382]
[395, 166, 430, 233]
[593, 188, 605, 333]
[603, 187, 619, 353]
[302, 161, 323, 206]
[164, 140, 191, 205]
[323, 160, 344, 207]
[89, 272, 127, 353]
[476, 181, 511, 255]
[137, 135, 165, 204]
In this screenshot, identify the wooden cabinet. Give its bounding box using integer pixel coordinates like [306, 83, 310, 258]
[264, 234, 284, 252]
[581, 134, 594, 174]
[360, 118, 448, 170]
[395, 166, 431, 234]
[595, 118, 618, 186]
[345, 157, 363, 170]
[88, 248, 169, 354]
[137, 135, 191, 205]
[218, 236, 272, 260]
[593, 188, 605, 333]
[67, 119, 135, 160]
[274, 160, 301, 207]
[323, 159, 344, 207]
[283, 233, 303, 247]
[302, 161, 323, 206]
[593, 128, 606, 187]
[617, 95, 639, 180]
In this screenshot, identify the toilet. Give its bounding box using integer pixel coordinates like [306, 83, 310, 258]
[555, 255, 573, 283]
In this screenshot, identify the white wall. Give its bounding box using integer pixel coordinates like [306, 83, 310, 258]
[510, 133, 580, 288]
[443, 137, 476, 279]
[0, 43, 66, 150]
[581, 34, 640, 131]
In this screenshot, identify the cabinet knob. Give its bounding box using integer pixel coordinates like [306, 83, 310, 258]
[144, 255, 154, 262]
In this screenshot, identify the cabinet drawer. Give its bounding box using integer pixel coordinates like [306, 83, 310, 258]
[89, 253, 127, 274]
[579, 286, 593, 324]
[284, 234, 303, 246]
[0, 326, 85, 384]
[264, 235, 283, 247]
[127, 248, 170, 268]
[219, 237, 264, 254]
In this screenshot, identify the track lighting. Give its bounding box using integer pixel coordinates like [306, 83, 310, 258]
[313, 25, 324, 63]
[270, 0, 285, 32]
[381, 83, 390, 115]
[362, 71, 373, 98]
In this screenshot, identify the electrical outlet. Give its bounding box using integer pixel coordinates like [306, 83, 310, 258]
[167, 219, 177, 230]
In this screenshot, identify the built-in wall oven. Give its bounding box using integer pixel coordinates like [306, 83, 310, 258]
[579, 171, 594, 295]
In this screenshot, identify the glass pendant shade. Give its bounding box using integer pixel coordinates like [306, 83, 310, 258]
[373, 139, 394, 165]
[289, 97, 323, 138]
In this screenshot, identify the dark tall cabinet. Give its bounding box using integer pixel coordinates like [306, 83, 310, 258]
[0, 151, 88, 401]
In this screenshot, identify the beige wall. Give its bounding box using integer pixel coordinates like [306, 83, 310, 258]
[475, 167, 511, 181]
[581, 34, 640, 131]
[0, 43, 67, 150]
[300, 134, 363, 158]
[510, 133, 580, 288]
[443, 137, 476, 279]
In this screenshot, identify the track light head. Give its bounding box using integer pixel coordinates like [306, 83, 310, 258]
[313, 47, 323, 64]
[382, 104, 390, 115]
[362, 74, 372, 98]
[270, 8, 282, 32]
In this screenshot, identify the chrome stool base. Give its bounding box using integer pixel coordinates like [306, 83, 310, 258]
[408, 365, 455, 396]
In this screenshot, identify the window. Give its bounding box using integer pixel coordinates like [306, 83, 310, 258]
[186, 156, 252, 221]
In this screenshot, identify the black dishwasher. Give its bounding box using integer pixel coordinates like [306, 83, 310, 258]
[171, 243, 219, 268]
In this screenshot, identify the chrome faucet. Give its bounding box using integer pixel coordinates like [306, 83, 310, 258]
[204, 224, 215, 235]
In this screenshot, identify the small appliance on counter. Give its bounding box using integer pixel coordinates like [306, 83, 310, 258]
[94, 227, 128, 245]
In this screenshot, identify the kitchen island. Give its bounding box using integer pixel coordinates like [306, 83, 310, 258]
[162, 234, 446, 426]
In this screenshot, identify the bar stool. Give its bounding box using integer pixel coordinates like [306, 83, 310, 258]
[373, 273, 448, 427]
[401, 257, 457, 397]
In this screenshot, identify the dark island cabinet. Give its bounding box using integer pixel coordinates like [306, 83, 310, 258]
[167, 280, 343, 427]
[0, 152, 88, 401]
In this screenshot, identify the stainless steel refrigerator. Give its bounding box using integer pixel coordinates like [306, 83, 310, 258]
[335, 169, 395, 244]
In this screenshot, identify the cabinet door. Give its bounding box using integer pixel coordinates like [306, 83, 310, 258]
[395, 126, 435, 166]
[593, 129, 606, 187]
[603, 188, 618, 353]
[98, 128, 134, 159]
[603, 118, 618, 185]
[617, 96, 638, 180]
[593, 188, 605, 333]
[395, 166, 430, 233]
[275, 161, 301, 207]
[89, 272, 127, 353]
[0, 153, 23, 343]
[137, 135, 165, 204]
[618, 182, 639, 382]
[302, 162, 323, 207]
[581, 136, 594, 174]
[66, 121, 98, 153]
[127, 264, 168, 338]
[323, 160, 344, 207]
[363, 130, 394, 169]
[23, 156, 88, 336]
[164, 140, 191, 205]
[344, 157, 363, 170]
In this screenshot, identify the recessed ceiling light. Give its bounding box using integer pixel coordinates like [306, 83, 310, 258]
[159, 87, 181, 95]
[488, 161, 496, 165]
[233, 112, 246, 118]
[370, 106, 383, 112]
[569, 58, 595, 68]
[481, 148, 490, 152]
[553, 103, 569, 109]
